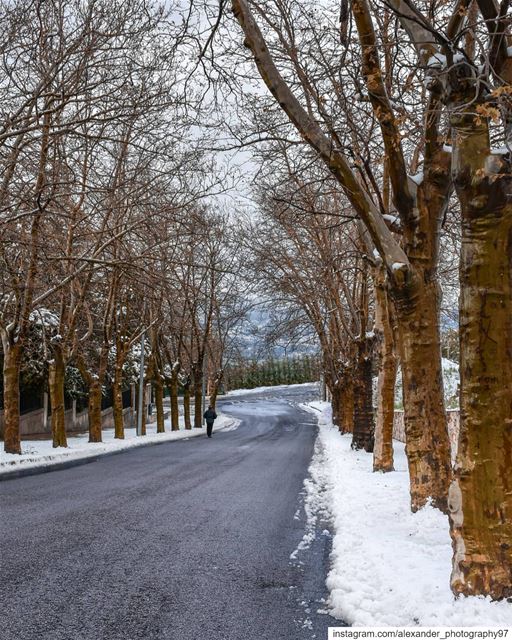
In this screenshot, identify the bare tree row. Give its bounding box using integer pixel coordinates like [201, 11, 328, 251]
[215, 0, 512, 600]
[0, 1, 246, 454]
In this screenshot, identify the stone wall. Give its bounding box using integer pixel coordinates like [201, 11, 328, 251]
[3, 408, 46, 437]
[0, 405, 134, 438]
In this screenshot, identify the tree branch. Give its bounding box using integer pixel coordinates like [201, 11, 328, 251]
[352, 0, 413, 222]
[232, 0, 409, 282]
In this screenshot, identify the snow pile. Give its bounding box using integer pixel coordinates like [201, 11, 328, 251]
[290, 435, 330, 562]
[225, 381, 318, 396]
[0, 414, 239, 476]
[306, 402, 512, 627]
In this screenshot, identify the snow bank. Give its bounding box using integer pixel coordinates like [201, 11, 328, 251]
[305, 402, 512, 627]
[225, 381, 318, 396]
[290, 434, 330, 563]
[0, 414, 239, 477]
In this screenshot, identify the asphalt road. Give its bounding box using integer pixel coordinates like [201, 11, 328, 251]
[0, 384, 342, 640]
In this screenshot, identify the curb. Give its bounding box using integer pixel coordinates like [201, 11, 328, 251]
[0, 417, 239, 482]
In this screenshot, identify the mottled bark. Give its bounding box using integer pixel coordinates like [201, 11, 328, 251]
[194, 385, 203, 428]
[351, 341, 375, 452]
[49, 349, 67, 448]
[113, 341, 127, 439]
[394, 278, 451, 511]
[183, 378, 192, 430]
[330, 383, 342, 430]
[339, 379, 354, 435]
[169, 374, 180, 431]
[373, 348, 396, 471]
[209, 369, 223, 410]
[192, 362, 203, 428]
[333, 375, 354, 435]
[390, 148, 452, 511]
[449, 112, 512, 599]
[232, 0, 451, 511]
[112, 366, 124, 440]
[88, 380, 103, 443]
[373, 273, 397, 472]
[2, 343, 22, 454]
[154, 378, 165, 433]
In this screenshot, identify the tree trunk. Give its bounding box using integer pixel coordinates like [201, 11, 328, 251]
[339, 379, 354, 435]
[393, 278, 451, 511]
[141, 384, 147, 436]
[88, 380, 103, 443]
[183, 381, 191, 430]
[373, 346, 396, 471]
[351, 341, 375, 452]
[386, 145, 452, 511]
[332, 375, 354, 435]
[330, 382, 342, 430]
[155, 378, 165, 433]
[112, 365, 124, 439]
[194, 383, 203, 428]
[2, 342, 22, 454]
[373, 274, 397, 472]
[169, 374, 180, 431]
[230, 0, 451, 511]
[48, 349, 67, 448]
[1, 106, 51, 455]
[448, 112, 512, 599]
[209, 370, 223, 410]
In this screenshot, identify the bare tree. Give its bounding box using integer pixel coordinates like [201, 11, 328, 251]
[230, 0, 452, 512]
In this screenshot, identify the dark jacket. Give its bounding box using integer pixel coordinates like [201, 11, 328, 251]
[203, 409, 217, 423]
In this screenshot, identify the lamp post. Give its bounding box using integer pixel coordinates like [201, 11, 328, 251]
[137, 329, 145, 436]
[202, 274, 210, 425]
[202, 350, 208, 425]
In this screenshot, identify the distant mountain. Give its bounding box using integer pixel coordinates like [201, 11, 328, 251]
[232, 307, 319, 359]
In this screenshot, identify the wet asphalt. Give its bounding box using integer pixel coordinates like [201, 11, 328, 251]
[0, 384, 343, 640]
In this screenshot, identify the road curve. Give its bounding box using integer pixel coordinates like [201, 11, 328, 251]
[0, 384, 341, 639]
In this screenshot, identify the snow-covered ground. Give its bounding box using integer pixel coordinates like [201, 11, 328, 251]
[225, 381, 318, 396]
[371, 358, 459, 411]
[0, 414, 239, 477]
[302, 401, 512, 627]
[441, 357, 460, 409]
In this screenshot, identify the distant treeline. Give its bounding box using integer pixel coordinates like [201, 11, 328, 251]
[225, 355, 320, 390]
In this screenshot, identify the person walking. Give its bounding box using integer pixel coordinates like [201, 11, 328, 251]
[203, 405, 217, 438]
